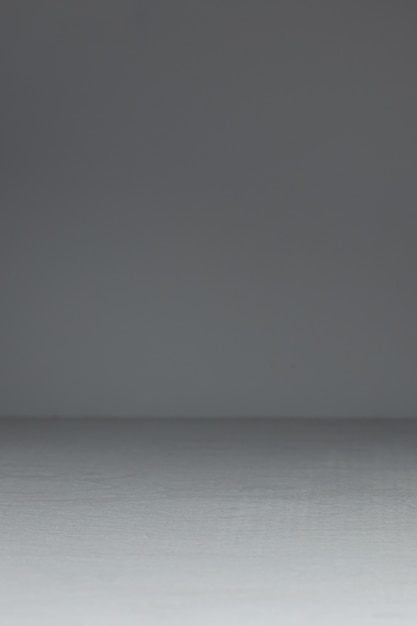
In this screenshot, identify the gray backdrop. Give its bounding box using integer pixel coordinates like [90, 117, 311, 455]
[1, 1, 416, 417]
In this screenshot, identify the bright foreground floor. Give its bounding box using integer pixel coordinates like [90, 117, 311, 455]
[0, 418, 416, 625]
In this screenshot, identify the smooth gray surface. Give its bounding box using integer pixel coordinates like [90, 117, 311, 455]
[1, 418, 417, 624]
[2, 3, 417, 417]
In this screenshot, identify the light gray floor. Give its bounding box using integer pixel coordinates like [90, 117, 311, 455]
[1, 419, 416, 625]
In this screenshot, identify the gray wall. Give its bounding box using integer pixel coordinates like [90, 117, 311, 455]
[1, 1, 417, 417]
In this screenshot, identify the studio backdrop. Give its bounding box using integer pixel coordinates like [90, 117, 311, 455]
[1, 1, 416, 417]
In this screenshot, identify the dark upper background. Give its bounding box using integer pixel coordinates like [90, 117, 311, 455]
[1, 1, 416, 417]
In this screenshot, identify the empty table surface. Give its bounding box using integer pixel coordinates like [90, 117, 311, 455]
[1, 418, 416, 625]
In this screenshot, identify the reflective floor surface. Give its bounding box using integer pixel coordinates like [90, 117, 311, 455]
[1, 418, 416, 625]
